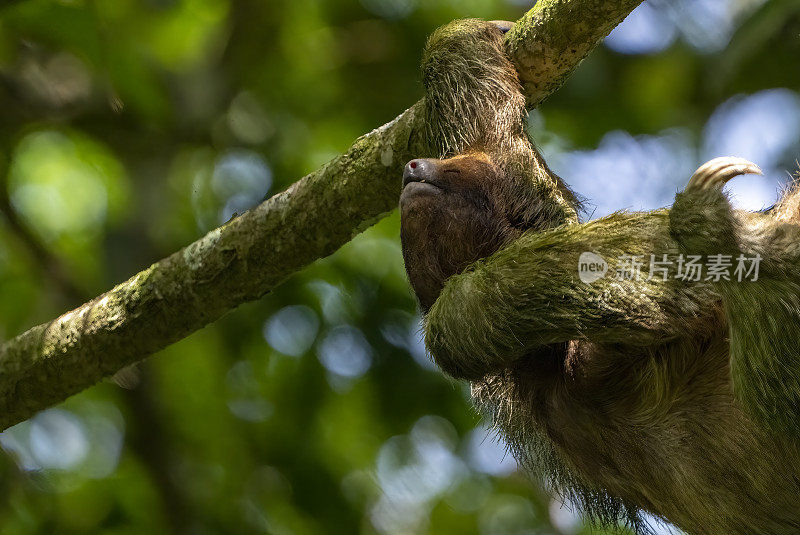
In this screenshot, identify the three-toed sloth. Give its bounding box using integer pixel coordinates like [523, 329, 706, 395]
[400, 18, 800, 535]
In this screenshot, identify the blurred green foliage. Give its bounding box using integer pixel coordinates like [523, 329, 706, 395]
[0, 0, 797, 533]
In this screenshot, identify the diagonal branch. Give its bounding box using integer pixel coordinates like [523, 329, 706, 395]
[0, 104, 423, 430]
[0, 0, 642, 431]
[507, 0, 644, 108]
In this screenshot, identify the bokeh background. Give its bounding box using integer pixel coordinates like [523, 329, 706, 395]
[0, 0, 797, 533]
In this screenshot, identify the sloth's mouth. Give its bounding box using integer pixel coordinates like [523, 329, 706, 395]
[402, 175, 442, 189]
[401, 180, 442, 199]
[399, 179, 443, 205]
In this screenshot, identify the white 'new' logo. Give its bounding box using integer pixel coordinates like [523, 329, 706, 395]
[578, 252, 608, 284]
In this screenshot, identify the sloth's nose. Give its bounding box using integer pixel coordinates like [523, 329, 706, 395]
[403, 159, 435, 186]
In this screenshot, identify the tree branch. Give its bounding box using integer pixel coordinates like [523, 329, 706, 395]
[0, 104, 423, 430]
[508, 0, 644, 108]
[0, 0, 642, 431]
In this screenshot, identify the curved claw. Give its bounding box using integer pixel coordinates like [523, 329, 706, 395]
[686, 157, 763, 192]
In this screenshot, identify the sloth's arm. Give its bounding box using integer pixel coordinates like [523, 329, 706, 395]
[423, 211, 719, 380]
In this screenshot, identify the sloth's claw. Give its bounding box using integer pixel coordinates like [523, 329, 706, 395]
[686, 157, 763, 192]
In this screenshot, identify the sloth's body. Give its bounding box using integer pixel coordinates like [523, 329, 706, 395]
[400, 18, 800, 534]
[497, 314, 800, 535]
[401, 154, 800, 534]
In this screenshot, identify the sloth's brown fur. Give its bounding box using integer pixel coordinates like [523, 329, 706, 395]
[400, 19, 800, 534]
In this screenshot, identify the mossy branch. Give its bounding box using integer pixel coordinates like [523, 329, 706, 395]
[0, 105, 424, 430]
[507, 0, 644, 107]
[0, 0, 642, 430]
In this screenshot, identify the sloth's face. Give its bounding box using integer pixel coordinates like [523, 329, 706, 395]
[399, 152, 498, 208]
[399, 153, 509, 311]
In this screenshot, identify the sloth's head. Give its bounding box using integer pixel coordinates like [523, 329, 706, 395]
[399, 153, 508, 311]
[401, 18, 579, 312]
[399, 151, 577, 311]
